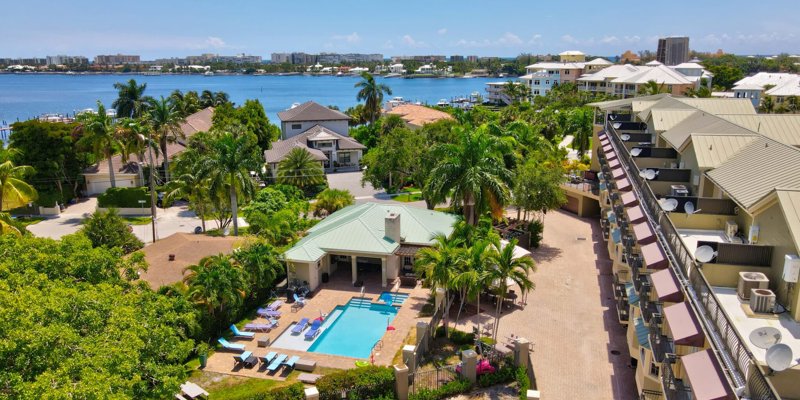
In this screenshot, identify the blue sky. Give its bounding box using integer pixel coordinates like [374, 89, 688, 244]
[2, 0, 799, 58]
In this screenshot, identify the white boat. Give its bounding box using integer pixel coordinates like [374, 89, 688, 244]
[204, 71, 214, 76]
[385, 73, 402, 78]
[436, 99, 449, 107]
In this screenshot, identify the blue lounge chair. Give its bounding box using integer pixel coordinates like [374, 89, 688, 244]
[304, 320, 322, 340]
[230, 324, 255, 338]
[217, 338, 245, 351]
[233, 351, 254, 367]
[259, 351, 277, 365]
[283, 355, 300, 370]
[244, 322, 273, 332]
[257, 308, 282, 318]
[291, 318, 309, 334]
[293, 293, 306, 306]
[267, 354, 288, 372]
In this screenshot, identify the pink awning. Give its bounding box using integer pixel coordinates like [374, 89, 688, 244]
[664, 302, 705, 347]
[608, 158, 620, 169]
[651, 269, 684, 303]
[682, 349, 735, 400]
[626, 205, 647, 224]
[621, 191, 639, 207]
[633, 222, 656, 245]
[603, 145, 618, 161]
[611, 167, 625, 179]
[641, 242, 667, 269]
[616, 177, 631, 192]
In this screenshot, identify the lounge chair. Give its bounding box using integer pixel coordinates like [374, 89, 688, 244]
[293, 293, 306, 306]
[267, 354, 288, 372]
[283, 355, 300, 370]
[230, 324, 255, 339]
[217, 337, 245, 351]
[244, 322, 273, 332]
[291, 318, 309, 334]
[256, 308, 282, 318]
[259, 351, 277, 366]
[267, 300, 283, 310]
[233, 351, 255, 367]
[304, 320, 322, 340]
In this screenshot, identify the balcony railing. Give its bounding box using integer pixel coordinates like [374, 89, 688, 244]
[641, 389, 664, 400]
[650, 324, 674, 363]
[605, 122, 779, 399]
[642, 299, 662, 325]
[661, 359, 692, 400]
[616, 298, 631, 322]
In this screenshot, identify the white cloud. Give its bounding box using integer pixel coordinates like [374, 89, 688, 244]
[624, 35, 641, 43]
[205, 36, 227, 48]
[454, 32, 525, 48]
[401, 34, 428, 48]
[600, 36, 619, 44]
[561, 34, 579, 44]
[332, 32, 361, 44]
[528, 34, 543, 45]
[437, 28, 447, 35]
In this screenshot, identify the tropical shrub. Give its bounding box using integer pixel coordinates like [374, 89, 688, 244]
[528, 220, 544, 249]
[408, 379, 472, 400]
[312, 188, 354, 217]
[517, 366, 530, 400]
[97, 187, 151, 208]
[477, 362, 518, 388]
[80, 208, 144, 254]
[434, 327, 475, 346]
[247, 382, 306, 400]
[315, 366, 395, 400]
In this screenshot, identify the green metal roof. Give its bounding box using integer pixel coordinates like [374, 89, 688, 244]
[634, 316, 651, 350]
[283, 202, 458, 262]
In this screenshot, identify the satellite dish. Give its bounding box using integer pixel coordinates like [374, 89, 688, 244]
[750, 327, 782, 349]
[613, 122, 622, 129]
[684, 201, 695, 214]
[766, 343, 793, 372]
[644, 169, 657, 180]
[621, 134, 631, 141]
[660, 198, 679, 212]
[695, 245, 717, 263]
[630, 148, 643, 156]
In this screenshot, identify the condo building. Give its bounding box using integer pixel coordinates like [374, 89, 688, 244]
[656, 37, 690, 66]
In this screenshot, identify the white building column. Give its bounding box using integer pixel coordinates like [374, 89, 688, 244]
[351, 256, 357, 284]
[381, 257, 387, 287]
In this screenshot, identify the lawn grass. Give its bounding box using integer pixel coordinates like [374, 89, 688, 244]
[394, 192, 423, 203]
[123, 216, 152, 225]
[206, 226, 250, 236]
[190, 371, 283, 400]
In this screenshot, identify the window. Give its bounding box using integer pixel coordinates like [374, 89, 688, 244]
[533, 90, 540, 95]
[649, 361, 660, 377]
[403, 256, 412, 266]
[291, 123, 302, 130]
[339, 152, 351, 164]
[533, 79, 540, 85]
[545, 80, 550, 85]
[564, 70, 570, 75]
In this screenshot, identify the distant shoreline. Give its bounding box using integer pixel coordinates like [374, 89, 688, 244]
[0, 71, 512, 79]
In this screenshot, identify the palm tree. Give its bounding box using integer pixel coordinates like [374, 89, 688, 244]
[164, 171, 210, 232]
[146, 96, 185, 182]
[638, 80, 669, 96]
[76, 102, 121, 189]
[760, 96, 776, 114]
[487, 238, 535, 341]
[427, 126, 513, 225]
[355, 72, 392, 124]
[276, 148, 325, 188]
[414, 233, 465, 333]
[312, 188, 354, 217]
[196, 130, 261, 236]
[452, 239, 492, 332]
[786, 96, 800, 114]
[566, 107, 593, 157]
[502, 81, 527, 104]
[170, 90, 202, 117]
[0, 159, 36, 212]
[200, 90, 231, 108]
[233, 240, 282, 300]
[0, 212, 21, 236]
[112, 79, 150, 118]
[183, 254, 247, 317]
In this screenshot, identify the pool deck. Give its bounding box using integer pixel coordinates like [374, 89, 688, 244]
[203, 271, 429, 379]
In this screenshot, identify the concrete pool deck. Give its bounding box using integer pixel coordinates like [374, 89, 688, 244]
[203, 271, 430, 379]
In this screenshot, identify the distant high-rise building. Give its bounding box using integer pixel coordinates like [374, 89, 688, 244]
[656, 36, 689, 66]
[271, 53, 291, 63]
[94, 54, 141, 65]
[450, 55, 464, 62]
[466, 55, 479, 62]
[46, 55, 88, 66]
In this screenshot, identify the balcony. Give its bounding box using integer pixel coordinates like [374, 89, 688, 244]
[661, 359, 692, 400]
[642, 299, 662, 325]
[650, 324, 674, 363]
[640, 389, 664, 400]
[616, 297, 631, 323]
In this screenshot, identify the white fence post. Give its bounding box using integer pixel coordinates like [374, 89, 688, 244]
[394, 364, 409, 400]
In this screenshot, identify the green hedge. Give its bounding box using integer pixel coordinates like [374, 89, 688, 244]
[97, 187, 151, 208]
[517, 366, 530, 400]
[434, 327, 475, 346]
[477, 361, 518, 388]
[245, 382, 305, 400]
[316, 366, 395, 400]
[408, 379, 472, 400]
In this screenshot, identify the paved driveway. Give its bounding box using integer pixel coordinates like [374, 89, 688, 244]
[326, 170, 431, 208]
[26, 197, 98, 239]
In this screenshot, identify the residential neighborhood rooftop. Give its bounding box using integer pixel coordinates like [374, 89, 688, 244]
[277, 101, 351, 122]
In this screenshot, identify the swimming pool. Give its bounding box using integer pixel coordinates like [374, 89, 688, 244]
[271, 297, 399, 359]
[379, 291, 409, 305]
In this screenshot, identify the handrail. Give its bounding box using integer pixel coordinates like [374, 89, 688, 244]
[604, 123, 779, 399]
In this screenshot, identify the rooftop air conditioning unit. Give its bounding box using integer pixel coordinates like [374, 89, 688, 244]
[749, 289, 776, 314]
[738, 272, 769, 300]
[670, 185, 689, 197]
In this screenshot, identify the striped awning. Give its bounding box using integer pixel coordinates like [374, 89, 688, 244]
[634, 316, 650, 350]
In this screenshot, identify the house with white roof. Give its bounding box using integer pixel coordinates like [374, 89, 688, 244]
[282, 202, 457, 291]
[264, 124, 365, 176]
[559, 50, 586, 63]
[733, 72, 800, 107]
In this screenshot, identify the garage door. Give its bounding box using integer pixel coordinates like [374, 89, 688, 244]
[562, 194, 580, 214]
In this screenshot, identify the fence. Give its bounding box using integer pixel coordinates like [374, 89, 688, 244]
[410, 364, 460, 395]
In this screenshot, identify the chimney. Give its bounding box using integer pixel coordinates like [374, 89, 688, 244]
[385, 212, 402, 243]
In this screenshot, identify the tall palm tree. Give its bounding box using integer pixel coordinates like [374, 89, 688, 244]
[147, 96, 185, 182]
[164, 171, 210, 232]
[183, 254, 247, 317]
[637, 80, 669, 96]
[452, 239, 492, 332]
[427, 127, 513, 225]
[0, 212, 21, 236]
[355, 72, 392, 124]
[414, 233, 465, 332]
[0, 159, 36, 212]
[760, 96, 776, 114]
[488, 238, 535, 341]
[566, 107, 593, 157]
[502, 81, 527, 104]
[200, 90, 231, 108]
[112, 79, 150, 118]
[197, 130, 261, 236]
[276, 148, 325, 188]
[76, 102, 121, 188]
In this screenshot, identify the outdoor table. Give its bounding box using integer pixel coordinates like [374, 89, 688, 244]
[180, 382, 208, 399]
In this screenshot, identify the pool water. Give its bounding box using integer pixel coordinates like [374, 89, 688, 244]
[308, 298, 399, 358]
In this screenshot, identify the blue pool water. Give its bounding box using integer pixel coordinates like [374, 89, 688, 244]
[307, 298, 399, 358]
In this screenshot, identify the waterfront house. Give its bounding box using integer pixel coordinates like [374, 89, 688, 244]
[277, 101, 351, 140]
[383, 103, 454, 129]
[581, 95, 800, 399]
[264, 124, 365, 176]
[733, 72, 800, 107]
[282, 202, 457, 291]
[559, 50, 586, 63]
[82, 107, 214, 195]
